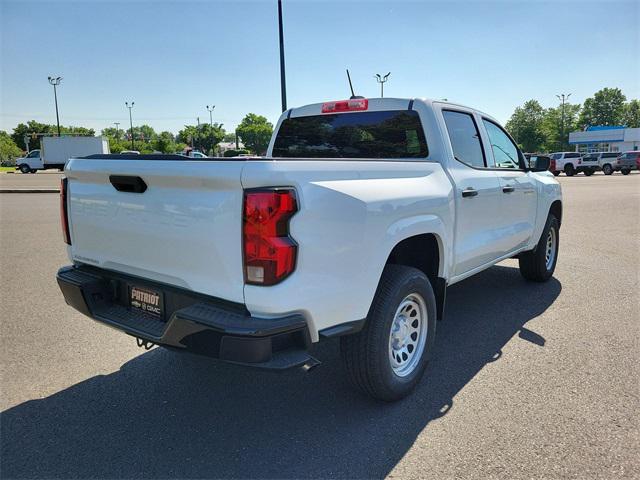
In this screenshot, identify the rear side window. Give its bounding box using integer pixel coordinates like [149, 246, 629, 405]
[442, 110, 486, 168]
[566, 153, 580, 158]
[272, 110, 428, 158]
[603, 153, 618, 158]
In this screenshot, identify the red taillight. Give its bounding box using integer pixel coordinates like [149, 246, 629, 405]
[60, 178, 71, 245]
[243, 189, 298, 285]
[550, 159, 556, 171]
[321, 98, 368, 113]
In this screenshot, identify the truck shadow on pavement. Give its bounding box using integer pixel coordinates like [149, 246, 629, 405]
[1, 265, 561, 479]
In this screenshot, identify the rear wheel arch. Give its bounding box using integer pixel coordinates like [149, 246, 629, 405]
[383, 233, 446, 320]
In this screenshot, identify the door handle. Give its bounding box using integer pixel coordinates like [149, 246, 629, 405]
[461, 187, 478, 198]
[502, 185, 515, 193]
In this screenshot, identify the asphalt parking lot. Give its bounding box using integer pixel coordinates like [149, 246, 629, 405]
[1, 174, 638, 479]
[0, 171, 63, 190]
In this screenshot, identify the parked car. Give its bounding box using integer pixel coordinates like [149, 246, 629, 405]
[15, 136, 110, 174]
[56, 97, 562, 401]
[589, 152, 623, 175]
[615, 151, 639, 174]
[549, 152, 582, 176]
[576, 153, 599, 175]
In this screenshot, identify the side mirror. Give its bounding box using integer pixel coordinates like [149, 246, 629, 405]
[528, 156, 550, 172]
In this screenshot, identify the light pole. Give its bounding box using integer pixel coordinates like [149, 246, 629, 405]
[114, 122, 120, 140]
[277, 0, 287, 112]
[375, 72, 390, 98]
[556, 93, 571, 150]
[206, 105, 215, 126]
[47, 76, 62, 136]
[125, 102, 135, 150]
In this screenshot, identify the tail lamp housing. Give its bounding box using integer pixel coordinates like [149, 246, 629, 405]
[60, 177, 71, 245]
[243, 188, 298, 285]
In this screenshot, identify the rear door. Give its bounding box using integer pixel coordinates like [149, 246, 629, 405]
[480, 118, 537, 253]
[65, 158, 246, 303]
[441, 109, 504, 276]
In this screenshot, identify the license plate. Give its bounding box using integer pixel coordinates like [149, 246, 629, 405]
[129, 286, 163, 318]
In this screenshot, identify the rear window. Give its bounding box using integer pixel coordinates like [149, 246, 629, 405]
[272, 110, 428, 159]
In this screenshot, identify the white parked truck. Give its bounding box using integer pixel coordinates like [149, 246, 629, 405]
[57, 98, 562, 401]
[16, 136, 109, 173]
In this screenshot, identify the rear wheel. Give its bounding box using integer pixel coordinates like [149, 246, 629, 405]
[603, 164, 613, 175]
[341, 264, 436, 402]
[564, 164, 575, 176]
[583, 169, 594, 176]
[621, 169, 630, 175]
[519, 214, 559, 282]
[553, 171, 560, 176]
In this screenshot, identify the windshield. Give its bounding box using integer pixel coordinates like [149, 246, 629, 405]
[272, 110, 428, 159]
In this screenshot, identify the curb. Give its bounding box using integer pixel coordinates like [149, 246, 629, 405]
[0, 189, 59, 193]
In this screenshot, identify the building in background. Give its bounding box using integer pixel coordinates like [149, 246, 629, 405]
[569, 126, 640, 153]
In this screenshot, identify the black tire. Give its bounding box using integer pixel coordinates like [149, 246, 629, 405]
[621, 169, 630, 175]
[341, 264, 437, 402]
[553, 171, 560, 176]
[583, 169, 594, 176]
[519, 214, 559, 282]
[564, 164, 575, 176]
[603, 164, 613, 175]
[19, 164, 31, 174]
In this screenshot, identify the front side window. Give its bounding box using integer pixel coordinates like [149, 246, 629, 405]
[442, 110, 486, 168]
[27, 150, 40, 158]
[482, 119, 521, 169]
[272, 110, 428, 159]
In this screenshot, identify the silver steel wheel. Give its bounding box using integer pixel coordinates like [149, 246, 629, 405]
[545, 226, 557, 270]
[388, 293, 428, 377]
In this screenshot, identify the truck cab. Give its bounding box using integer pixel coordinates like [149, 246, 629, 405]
[16, 150, 42, 173]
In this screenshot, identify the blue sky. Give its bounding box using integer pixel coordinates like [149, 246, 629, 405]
[1, 0, 638, 135]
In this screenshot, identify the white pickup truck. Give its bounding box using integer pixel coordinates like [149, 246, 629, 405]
[57, 98, 562, 401]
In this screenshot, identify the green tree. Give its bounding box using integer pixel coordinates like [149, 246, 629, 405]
[622, 99, 640, 128]
[177, 123, 224, 154]
[505, 100, 546, 152]
[153, 131, 177, 153]
[578, 87, 626, 127]
[223, 132, 236, 143]
[236, 113, 273, 155]
[0, 131, 23, 165]
[541, 103, 581, 151]
[11, 121, 95, 150]
[11, 121, 53, 150]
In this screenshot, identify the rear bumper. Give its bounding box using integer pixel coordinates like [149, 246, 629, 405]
[57, 265, 312, 369]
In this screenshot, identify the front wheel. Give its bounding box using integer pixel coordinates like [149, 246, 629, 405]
[519, 214, 559, 282]
[583, 169, 594, 176]
[341, 265, 437, 402]
[19, 164, 31, 174]
[621, 169, 630, 175]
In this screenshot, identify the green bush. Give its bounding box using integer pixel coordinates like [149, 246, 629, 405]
[223, 149, 250, 157]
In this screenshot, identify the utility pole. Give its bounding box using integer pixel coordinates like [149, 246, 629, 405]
[114, 122, 120, 140]
[375, 72, 391, 98]
[125, 102, 135, 150]
[556, 93, 571, 150]
[206, 105, 215, 126]
[47, 76, 62, 136]
[277, 0, 287, 112]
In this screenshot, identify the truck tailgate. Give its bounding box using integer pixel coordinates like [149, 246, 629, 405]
[65, 159, 245, 303]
